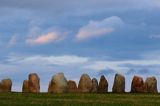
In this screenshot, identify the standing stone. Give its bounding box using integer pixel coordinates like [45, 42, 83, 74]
[0, 79, 12, 92]
[112, 74, 125, 93]
[131, 76, 145, 93]
[91, 78, 98, 93]
[78, 74, 92, 93]
[145, 77, 158, 93]
[48, 73, 68, 93]
[28, 73, 40, 93]
[67, 80, 77, 93]
[22, 80, 29, 92]
[98, 75, 108, 93]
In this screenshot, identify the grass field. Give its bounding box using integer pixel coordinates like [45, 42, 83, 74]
[0, 92, 160, 106]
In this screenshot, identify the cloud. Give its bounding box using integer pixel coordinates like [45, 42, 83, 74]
[83, 59, 160, 75]
[27, 26, 43, 38]
[83, 61, 128, 74]
[26, 32, 64, 45]
[75, 16, 124, 41]
[1, 0, 160, 14]
[7, 55, 89, 66]
[8, 54, 160, 73]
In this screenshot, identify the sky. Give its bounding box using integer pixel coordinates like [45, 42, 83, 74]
[1, 0, 160, 92]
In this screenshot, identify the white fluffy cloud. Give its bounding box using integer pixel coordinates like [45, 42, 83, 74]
[76, 16, 124, 41]
[26, 32, 64, 45]
[7, 55, 89, 66]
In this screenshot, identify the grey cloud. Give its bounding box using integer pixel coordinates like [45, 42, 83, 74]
[0, 0, 159, 27]
[0, 0, 159, 17]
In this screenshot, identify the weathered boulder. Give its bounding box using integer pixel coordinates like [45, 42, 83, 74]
[0, 79, 12, 92]
[22, 80, 29, 92]
[131, 76, 145, 93]
[48, 73, 68, 93]
[112, 74, 125, 93]
[145, 77, 158, 93]
[98, 75, 108, 93]
[91, 78, 98, 93]
[78, 74, 92, 93]
[67, 80, 77, 93]
[28, 73, 40, 93]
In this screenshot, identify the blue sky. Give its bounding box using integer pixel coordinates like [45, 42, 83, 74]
[1, 0, 160, 92]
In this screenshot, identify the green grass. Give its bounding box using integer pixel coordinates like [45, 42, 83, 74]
[0, 92, 160, 106]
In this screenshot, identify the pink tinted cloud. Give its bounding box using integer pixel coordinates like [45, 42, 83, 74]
[26, 32, 63, 45]
[75, 16, 124, 41]
[76, 28, 113, 41]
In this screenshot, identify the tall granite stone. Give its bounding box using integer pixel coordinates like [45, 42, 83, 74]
[91, 78, 98, 93]
[22, 73, 40, 93]
[78, 74, 92, 93]
[48, 73, 68, 93]
[112, 74, 125, 93]
[28, 73, 40, 93]
[131, 76, 145, 93]
[67, 80, 77, 93]
[98, 75, 108, 93]
[0, 79, 12, 92]
[145, 77, 158, 93]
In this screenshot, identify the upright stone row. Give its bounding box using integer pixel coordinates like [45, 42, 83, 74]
[131, 76, 158, 93]
[0, 73, 158, 93]
[47, 73, 109, 93]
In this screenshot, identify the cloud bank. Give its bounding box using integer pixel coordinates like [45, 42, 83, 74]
[6, 54, 160, 75]
[7, 55, 89, 66]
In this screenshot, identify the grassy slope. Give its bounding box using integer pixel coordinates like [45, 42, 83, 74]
[0, 93, 160, 106]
